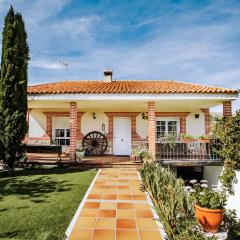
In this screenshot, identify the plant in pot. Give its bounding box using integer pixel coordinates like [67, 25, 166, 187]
[180, 133, 194, 143]
[187, 180, 227, 233]
[133, 147, 153, 162]
[198, 135, 211, 144]
[76, 146, 85, 161]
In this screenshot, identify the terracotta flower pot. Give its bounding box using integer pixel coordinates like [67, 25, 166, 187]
[195, 205, 224, 233]
[198, 139, 210, 143]
[182, 138, 193, 143]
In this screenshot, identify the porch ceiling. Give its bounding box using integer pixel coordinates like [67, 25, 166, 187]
[28, 99, 226, 111]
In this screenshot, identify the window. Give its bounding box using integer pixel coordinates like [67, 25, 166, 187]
[156, 119, 179, 142]
[54, 129, 70, 146]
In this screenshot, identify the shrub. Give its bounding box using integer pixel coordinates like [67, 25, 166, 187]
[227, 222, 240, 240]
[214, 111, 240, 194]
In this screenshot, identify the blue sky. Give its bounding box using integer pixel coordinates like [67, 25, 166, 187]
[0, 0, 239, 112]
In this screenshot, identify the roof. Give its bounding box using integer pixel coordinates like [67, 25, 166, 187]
[27, 80, 238, 95]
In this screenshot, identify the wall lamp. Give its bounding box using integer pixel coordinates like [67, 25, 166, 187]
[93, 112, 96, 119]
[142, 112, 148, 120]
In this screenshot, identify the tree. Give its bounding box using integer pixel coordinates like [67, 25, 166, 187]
[0, 6, 29, 175]
[214, 110, 240, 194]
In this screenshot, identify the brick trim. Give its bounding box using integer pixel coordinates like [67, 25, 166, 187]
[155, 112, 189, 117]
[45, 112, 53, 140]
[43, 111, 85, 140]
[104, 112, 142, 143]
[200, 108, 210, 135]
[223, 101, 232, 117]
[156, 112, 189, 134]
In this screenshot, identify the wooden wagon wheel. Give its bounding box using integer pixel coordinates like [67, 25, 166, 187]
[82, 131, 108, 156]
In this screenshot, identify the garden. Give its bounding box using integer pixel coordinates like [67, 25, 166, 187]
[138, 111, 240, 240]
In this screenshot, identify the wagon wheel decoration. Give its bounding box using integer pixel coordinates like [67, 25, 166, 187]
[82, 131, 108, 156]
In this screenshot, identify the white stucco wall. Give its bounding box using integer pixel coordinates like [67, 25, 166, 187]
[81, 112, 108, 135]
[186, 111, 205, 136]
[204, 166, 240, 218]
[29, 109, 46, 137]
[136, 114, 148, 138]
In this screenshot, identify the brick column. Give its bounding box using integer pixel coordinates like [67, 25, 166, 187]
[148, 102, 156, 159]
[201, 108, 211, 135]
[70, 102, 77, 161]
[223, 101, 232, 117]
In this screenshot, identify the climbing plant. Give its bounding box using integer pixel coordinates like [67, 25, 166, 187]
[214, 110, 240, 194]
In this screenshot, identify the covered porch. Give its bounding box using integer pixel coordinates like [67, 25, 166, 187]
[26, 96, 233, 164]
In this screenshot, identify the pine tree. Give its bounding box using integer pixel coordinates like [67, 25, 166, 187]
[0, 6, 29, 175]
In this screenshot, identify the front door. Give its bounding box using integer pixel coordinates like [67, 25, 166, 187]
[113, 117, 131, 155]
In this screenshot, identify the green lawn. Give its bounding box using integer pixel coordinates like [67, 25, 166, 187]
[0, 167, 97, 240]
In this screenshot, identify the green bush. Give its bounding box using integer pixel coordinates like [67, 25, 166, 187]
[227, 222, 240, 240]
[214, 110, 240, 194]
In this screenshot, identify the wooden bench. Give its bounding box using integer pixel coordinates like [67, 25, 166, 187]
[26, 144, 62, 162]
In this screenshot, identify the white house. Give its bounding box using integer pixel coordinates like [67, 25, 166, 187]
[27, 70, 238, 159]
[27, 70, 240, 216]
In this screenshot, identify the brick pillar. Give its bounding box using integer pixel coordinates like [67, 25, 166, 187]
[148, 102, 156, 159]
[201, 108, 211, 135]
[223, 101, 232, 117]
[70, 102, 77, 161]
[46, 113, 53, 140]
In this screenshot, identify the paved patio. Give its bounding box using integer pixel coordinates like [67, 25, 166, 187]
[68, 168, 163, 240]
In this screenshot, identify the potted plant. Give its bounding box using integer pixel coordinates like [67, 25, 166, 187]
[132, 147, 153, 162]
[76, 147, 85, 161]
[198, 135, 211, 143]
[187, 180, 227, 233]
[180, 133, 194, 143]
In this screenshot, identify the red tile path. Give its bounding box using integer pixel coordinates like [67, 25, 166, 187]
[67, 168, 162, 240]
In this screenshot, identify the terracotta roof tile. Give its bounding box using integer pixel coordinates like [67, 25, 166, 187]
[27, 80, 238, 95]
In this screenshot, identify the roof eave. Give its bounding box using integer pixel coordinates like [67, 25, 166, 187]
[27, 92, 239, 101]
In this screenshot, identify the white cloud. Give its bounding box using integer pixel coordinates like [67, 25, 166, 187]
[30, 59, 65, 69]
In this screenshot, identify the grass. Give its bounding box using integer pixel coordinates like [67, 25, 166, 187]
[0, 167, 97, 240]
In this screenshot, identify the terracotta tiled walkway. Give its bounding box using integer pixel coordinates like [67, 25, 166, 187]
[68, 168, 162, 240]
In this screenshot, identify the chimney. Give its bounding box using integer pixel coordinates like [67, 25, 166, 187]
[103, 69, 113, 82]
